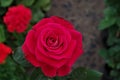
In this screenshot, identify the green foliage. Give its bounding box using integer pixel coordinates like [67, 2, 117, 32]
[104, 7, 117, 17]
[30, 68, 50, 80]
[38, 0, 51, 7]
[30, 0, 52, 13]
[0, 47, 50, 80]
[99, 0, 120, 80]
[99, 49, 108, 59]
[0, 57, 27, 80]
[33, 0, 51, 9]
[12, 47, 32, 67]
[99, 17, 116, 30]
[0, 7, 7, 16]
[55, 67, 102, 80]
[31, 9, 45, 23]
[0, 0, 13, 7]
[69, 67, 102, 80]
[16, 0, 35, 7]
[12, 33, 25, 46]
[99, 0, 120, 30]
[42, 3, 51, 12]
[0, 24, 6, 42]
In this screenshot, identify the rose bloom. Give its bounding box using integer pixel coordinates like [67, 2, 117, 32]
[0, 43, 12, 64]
[22, 16, 83, 77]
[3, 5, 31, 33]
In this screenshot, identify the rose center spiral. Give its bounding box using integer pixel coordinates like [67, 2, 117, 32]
[46, 34, 59, 48]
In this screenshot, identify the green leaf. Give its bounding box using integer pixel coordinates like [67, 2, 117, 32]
[116, 17, 120, 27]
[107, 26, 118, 46]
[99, 17, 116, 30]
[12, 32, 25, 46]
[16, 0, 35, 6]
[0, 24, 6, 42]
[0, 7, 6, 15]
[32, 9, 45, 23]
[107, 60, 115, 68]
[12, 47, 32, 67]
[33, 0, 51, 8]
[30, 68, 50, 80]
[40, 0, 50, 7]
[117, 63, 120, 69]
[110, 70, 118, 77]
[0, 0, 13, 7]
[70, 67, 102, 80]
[42, 3, 51, 12]
[99, 49, 108, 59]
[109, 45, 120, 52]
[55, 67, 102, 80]
[104, 7, 117, 17]
[0, 57, 29, 80]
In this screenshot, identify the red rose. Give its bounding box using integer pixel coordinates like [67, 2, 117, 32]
[22, 16, 83, 77]
[3, 5, 32, 33]
[0, 43, 12, 64]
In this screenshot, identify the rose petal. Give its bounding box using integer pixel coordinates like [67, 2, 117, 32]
[51, 16, 74, 29]
[0, 54, 8, 63]
[41, 64, 57, 77]
[57, 65, 71, 76]
[68, 30, 83, 66]
[16, 23, 27, 33]
[22, 44, 40, 67]
[25, 30, 36, 54]
[37, 23, 71, 55]
[35, 48, 67, 68]
[7, 25, 15, 32]
[0, 44, 12, 63]
[46, 40, 76, 60]
[32, 18, 54, 31]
